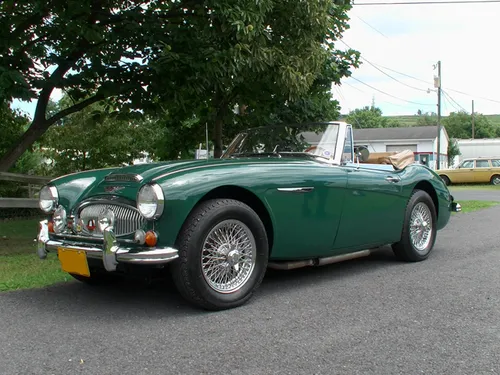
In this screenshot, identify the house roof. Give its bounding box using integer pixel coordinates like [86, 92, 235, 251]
[353, 126, 448, 142]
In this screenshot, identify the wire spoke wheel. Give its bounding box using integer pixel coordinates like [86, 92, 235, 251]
[409, 202, 432, 253]
[201, 219, 257, 293]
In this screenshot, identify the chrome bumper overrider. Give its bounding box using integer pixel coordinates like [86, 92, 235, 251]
[37, 220, 178, 272]
[450, 195, 462, 212]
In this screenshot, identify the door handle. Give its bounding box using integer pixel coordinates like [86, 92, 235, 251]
[385, 176, 400, 183]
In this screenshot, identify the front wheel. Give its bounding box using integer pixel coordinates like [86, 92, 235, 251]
[491, 175, 500, 185]
[171, 199, 269, 311]
[392, 190, 437, 262]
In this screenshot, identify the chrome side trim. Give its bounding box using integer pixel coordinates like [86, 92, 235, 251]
[277, 187, 315, 193]
[105, 173, 143, 182]
[37, 221, 178, 268]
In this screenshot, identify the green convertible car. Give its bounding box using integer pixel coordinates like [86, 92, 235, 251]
[37, 121, 461, 310]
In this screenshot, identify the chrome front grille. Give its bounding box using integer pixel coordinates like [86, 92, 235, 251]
[77, 203, 145, 237]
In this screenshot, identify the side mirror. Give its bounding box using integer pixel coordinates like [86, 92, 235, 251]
[356, 146, 370, 163]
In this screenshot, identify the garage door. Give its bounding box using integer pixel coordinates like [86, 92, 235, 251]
[386, 144, 418, 152]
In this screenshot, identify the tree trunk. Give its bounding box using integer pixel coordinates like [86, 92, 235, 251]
[0, 118, 51, 172]
[214, 116, 223, 159]
[0, 93, 104, 172]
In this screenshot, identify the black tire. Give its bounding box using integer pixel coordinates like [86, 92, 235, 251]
[440, 175, 451, 186]
[171, 199, 269, 311]
[392, 189, 437, 262]
[490, 174, 500, 186]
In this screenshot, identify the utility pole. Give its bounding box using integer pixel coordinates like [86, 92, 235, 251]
[434, 61, 442, 170]
[472, 99, 475, 139]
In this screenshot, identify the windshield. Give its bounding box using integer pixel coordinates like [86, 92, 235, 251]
[221, 123, 340, 160]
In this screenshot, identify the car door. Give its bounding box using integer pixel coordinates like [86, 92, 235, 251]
[473, 159, 492, 183]
[332, 163, 406, 252]
[453, 160, 475, 183]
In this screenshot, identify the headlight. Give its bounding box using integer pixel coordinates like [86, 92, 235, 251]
[53, 205, 67, 234]
[137, 183, 164, 219]
[39, 185, 59, 213]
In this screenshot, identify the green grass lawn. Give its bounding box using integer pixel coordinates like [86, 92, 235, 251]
[452, 200, 500, 214]
[0, 218, 72, 292]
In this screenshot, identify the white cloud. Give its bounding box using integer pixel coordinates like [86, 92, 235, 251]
[336, 1, 500, 116]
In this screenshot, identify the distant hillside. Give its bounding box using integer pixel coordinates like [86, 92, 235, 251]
[383, 114, 500, 128]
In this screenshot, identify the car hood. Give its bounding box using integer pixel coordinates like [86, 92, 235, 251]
[50, 157, 317, 209]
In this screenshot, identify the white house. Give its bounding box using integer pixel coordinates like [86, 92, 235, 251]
[451, 138, 500, 167]
[353, 126, 449, 170]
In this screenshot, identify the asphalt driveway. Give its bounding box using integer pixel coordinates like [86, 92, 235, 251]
[1, 206, 500, 375]
[450, 187, 500, 202]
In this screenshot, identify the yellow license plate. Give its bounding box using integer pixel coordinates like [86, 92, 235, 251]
[58, 248, 90, 277]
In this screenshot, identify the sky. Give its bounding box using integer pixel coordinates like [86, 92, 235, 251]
[336, 0, 500, 116]
[12, 0, 500, 119]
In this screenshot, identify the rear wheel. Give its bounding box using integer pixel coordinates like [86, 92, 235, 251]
[440, 175, 451, 186]
[491, 175, 500, 185]
[171, 199, 269, 311]
[392, 190, 437, 262]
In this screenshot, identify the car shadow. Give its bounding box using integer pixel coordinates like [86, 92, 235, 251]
[4, 245, 413, 316]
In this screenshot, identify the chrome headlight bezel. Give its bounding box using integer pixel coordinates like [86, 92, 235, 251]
[136, 183, 164, 220]
[39, 185, 59, 213]
[53, 205, 67, 234]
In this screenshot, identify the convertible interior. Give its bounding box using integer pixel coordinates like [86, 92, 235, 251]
[354, 148, 416, 171]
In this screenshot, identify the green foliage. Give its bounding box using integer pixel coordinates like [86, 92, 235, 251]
[42, 95, 161, 175]
[416, 113, 437, 126]
[346, 105, 399, 128]
[1, 0, 360, 166]
[150, 0, 360, 156]
[447, 138, 461, 165]
[0, 102, 44, 197]
[443, 111, 500, 139]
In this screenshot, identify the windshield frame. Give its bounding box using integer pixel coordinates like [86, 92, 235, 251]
[221, 121, 349, 165]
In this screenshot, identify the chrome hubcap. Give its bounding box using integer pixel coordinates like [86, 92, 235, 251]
[409, 202, 433, 253]
[201, 220, 256, 293]
[492, 177, 500, 185]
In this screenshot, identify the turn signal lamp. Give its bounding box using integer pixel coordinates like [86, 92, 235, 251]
[145, 231, 158, 247]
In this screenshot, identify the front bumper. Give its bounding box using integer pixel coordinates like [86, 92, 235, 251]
[450, 195, 462, 212]
[37, 220, 179, 272]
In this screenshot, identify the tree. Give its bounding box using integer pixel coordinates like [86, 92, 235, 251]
[416, 112, 437, 126]
[41, 95, 161, 175]
[447, 137, 461, 165]
[0, 0, 180, 171]
[0, 102, 44, 197]
[443, 111, 500, 139]
[150, 0, 359, 157]
[346, 105, 399, 128]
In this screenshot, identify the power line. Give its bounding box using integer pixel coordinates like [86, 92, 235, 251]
[342, 81, 416, 108]
[355, 16, 389, 38]
[354, 0, 500, 5]
[441, 90, 461, 112]
[348, 76, 434, 106]
[339, 41, 500, 104]
[442, 90, 469, 112]
[340, 40, 430, 92]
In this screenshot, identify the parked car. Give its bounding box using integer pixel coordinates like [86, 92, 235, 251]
[37, 121, 461, 310]
[438, 157, 500, 185]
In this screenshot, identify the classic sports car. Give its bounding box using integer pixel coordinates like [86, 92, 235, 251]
[37, 121, 461, 310]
